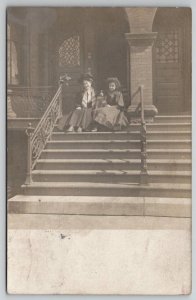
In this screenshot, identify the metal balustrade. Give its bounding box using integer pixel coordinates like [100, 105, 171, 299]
[135, 85, 149, 184]
[24, 78, 65, 185]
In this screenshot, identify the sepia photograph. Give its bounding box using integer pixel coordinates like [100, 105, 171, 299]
[7, 6, 192, 295]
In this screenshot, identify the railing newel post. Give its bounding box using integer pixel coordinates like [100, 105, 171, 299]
[139, 85, 149, 185]
[25, 122, 34, 185]
[58, 73, 71, 119]
[58, 77, 64, 119]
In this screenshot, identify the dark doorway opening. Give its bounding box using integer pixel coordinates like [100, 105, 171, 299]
[94, 8, 129, 95]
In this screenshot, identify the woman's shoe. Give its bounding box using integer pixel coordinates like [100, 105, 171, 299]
[77, 127, 82, 132]
[91, 127, 97, 132]
[67, 126, 74, 132]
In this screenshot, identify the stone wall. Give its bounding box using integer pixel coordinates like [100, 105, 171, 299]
[7, 130, 27, 198]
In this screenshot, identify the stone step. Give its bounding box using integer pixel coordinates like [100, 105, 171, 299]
[32, 170, 191, 185]
[41, 149, 191, 160]
[36, 158, 192, 171]
[54, 122, 191, 132]
[32, 170, 191, 184]
[52, 131, 141, 140]
[8, 195, 191, 218]
[33, 170, 139, 184]
[138, 123, 191, 131]
[51, 131, 191, 141]
[154, 115, 191, 123]
[46, 140, 191, 150]
[22, 182, 191, 198]
[46, 140, 141, 150]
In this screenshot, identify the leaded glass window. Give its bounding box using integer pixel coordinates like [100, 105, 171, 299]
[59, 35, 80, 66]
[155, 30, 179, 63]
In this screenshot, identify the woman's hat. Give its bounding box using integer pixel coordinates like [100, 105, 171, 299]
[79, 73, 94, 83]
[106, 77, 121, 89]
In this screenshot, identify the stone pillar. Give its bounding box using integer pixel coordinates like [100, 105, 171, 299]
[125, 32, 158, 121]
[42, 31, 50, 86]
[29, 26, 40, 86]
[26, 11, 41, 87]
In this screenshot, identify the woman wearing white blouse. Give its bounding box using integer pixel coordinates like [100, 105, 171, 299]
[58, 73, 96, 132]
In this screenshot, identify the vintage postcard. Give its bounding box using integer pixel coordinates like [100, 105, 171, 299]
[7, 7, 192, 295]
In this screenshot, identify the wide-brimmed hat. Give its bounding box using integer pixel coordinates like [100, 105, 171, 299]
[106, 77, 121, 89]
[79, 73, 94, 83]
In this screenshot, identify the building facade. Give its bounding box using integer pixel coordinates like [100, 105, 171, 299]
[7, 7, 191, 197]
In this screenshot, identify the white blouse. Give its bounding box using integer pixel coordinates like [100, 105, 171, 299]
[81, 88, 95, 108]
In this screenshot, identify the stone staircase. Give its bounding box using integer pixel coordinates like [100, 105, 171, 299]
[9, 115, 191, 217]
[21, 115, 191, 197]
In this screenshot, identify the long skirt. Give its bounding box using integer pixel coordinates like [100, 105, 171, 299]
[93, 106, 129, 130]
[58, 108, 92, 130]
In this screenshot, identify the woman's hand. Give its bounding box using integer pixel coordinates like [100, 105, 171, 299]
[76, 106, 82, 110]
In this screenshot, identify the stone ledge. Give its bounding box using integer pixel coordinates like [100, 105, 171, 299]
[145, 197, 191, 218]
[125, 32, 158, 47]
[8, 118, 40, 130]
[8, 195, 191, 218]
[127, 104, 158, 122]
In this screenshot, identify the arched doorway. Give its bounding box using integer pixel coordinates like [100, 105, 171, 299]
[49, 8, 129, 113]
[153, 8, 191, 114]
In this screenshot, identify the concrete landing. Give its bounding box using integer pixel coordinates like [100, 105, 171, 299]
[8, 195, 191, 218]
[7, 214, 191, 295]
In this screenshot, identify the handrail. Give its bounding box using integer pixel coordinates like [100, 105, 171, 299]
[31, 87, 61, 142]
[24, 78, 65, 185]
[139, 85, 148, 185]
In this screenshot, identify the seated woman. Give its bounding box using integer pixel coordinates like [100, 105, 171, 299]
[58, 73, 96, 132]
[93, 77, 129, 130]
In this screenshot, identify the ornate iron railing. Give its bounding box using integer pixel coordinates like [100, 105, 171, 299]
[24, 78, 66, 185]
[135, 85, 148, 185]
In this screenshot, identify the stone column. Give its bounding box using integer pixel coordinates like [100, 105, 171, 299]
[125, 32, 158, 121]
[42, 31, 50, 86]
[26, 11, 40, 87]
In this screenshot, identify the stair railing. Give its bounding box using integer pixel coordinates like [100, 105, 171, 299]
[135, 85, 149, 185]
[24, 75, 69, 185]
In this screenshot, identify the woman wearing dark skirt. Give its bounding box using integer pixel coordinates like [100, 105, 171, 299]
[58, 73, 96, 132]
[93, 77, 129, 130]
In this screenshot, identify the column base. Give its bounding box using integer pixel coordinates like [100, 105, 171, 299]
[127, 104, 158, 123]
[7, 96, 17, 118]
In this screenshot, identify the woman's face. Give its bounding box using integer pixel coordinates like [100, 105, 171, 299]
[83, 80, 92, 90]
[108, 82, 116, 92]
